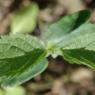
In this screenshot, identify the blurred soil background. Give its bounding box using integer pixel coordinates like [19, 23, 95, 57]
[0, 0, 95, 95]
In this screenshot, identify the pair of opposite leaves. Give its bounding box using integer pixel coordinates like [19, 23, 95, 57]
[0, 3, 95, 87]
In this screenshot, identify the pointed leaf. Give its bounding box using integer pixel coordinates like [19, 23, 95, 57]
[46, 10, 90, 44]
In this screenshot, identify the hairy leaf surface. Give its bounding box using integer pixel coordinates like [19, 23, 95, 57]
[0, 34, 48, 86]
[58, 23, 95, 50]
[46, 10, 90, 44]
[60, 23, 95, 67]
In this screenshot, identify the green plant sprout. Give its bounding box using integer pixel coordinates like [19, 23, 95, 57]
[0, 3, 95, 87]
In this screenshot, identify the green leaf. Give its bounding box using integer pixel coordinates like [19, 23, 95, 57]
[0, 34, 48, 86]
[0, 50, 48, 87]
[62, 49, 95, 68]
[0, 34, 44, 59]
[11, 3, 39, 34]
[58, 23, 95, 49]
[4, 86, 25, 95]
[60, 23, 95, 68]
[46, 10, 90, 44]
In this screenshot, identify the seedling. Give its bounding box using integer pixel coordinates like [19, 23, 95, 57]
[0, 7, 95, 87]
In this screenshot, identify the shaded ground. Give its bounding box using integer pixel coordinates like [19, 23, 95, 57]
[0, 0, 95, 95]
